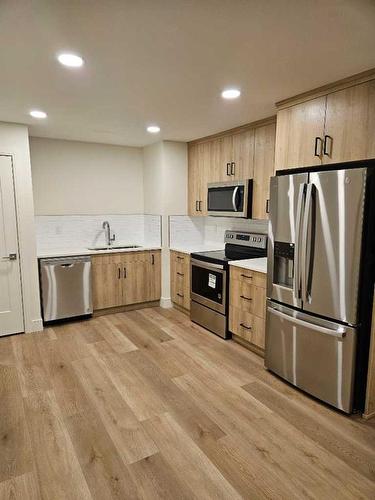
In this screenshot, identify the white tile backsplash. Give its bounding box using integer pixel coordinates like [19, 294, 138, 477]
[169, 215, 268, 248]
[35, 214, 161, 253]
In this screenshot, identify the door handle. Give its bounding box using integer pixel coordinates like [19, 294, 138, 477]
[314, 137, 323, 157]
[226, 163, 231, 176]
[151, 254, 155, 265]
[123, 267, 127, 279]
[230, 162, 235, 176]
[118, 267, 121, 279]
[265, 199, 270, 214]
[1, 253, 17, 261]
[301, 183, 314, 302]
[323, 135, 332, 156]
[293, 183, 306, 301]
[198, 200, 202, 212]
[195, 200, 199, 212]
[268, 306, 346, 338]
[232, 186, 239, 212]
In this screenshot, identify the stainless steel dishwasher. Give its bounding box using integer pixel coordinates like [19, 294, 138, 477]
[40, 256, 93, 322]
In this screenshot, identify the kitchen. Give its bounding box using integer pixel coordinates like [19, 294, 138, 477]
[1, 1, 375, 499]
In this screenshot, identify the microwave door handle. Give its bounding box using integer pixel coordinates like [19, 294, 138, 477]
[301, 183, 314, 302]
[232, 186, 239, 211]
[293, 183, 306, 301]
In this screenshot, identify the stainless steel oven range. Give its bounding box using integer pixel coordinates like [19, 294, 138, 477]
[190, 230, 267, 339]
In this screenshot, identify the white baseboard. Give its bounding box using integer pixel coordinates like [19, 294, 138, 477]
[160, 297, 173, 308]
[26, 318, 44, 333]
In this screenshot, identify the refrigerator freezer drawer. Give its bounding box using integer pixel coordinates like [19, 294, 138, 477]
[265, 301, 357, 413]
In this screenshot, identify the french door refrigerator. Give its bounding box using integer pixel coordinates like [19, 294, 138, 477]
[265, 162, 375, 413]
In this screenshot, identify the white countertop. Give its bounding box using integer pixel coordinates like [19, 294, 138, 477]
[229, 257, 267, 274]
[169, 244, 224, 255]
[37, 246, 162, 259]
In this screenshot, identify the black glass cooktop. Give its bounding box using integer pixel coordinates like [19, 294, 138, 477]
[191, 244, 267, 267]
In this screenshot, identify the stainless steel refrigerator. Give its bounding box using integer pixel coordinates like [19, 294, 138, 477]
[265, 164, 375, 413]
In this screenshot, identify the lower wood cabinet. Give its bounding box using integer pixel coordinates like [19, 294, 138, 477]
[229, 265, 267, 353]
[92, 250, 161, 311]
[170, 250, 190, 311]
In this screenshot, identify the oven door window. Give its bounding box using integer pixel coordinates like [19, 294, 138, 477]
[208, 186, 244, 212]
[191, 265, 224, 304]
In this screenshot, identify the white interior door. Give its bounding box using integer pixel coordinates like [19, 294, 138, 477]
[0, 155, 24, 335]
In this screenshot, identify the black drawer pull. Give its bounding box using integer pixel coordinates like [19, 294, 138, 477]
[240, 295, 252, 301]
[231, 161, 235, 176]
[240, 323, 252, 330]
[177, 272, 184, 276]
[177, 293, 184, 298]
[241, 274, 252, 279]
[226, 162, 231, 176]
[177, 256, 184, 261]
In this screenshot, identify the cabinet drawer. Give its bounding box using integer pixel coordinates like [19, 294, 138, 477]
[230, 280, 266, 318]
[230, 266, 266, 289]
[229, 306, 265, 349]
[170, 251, 190, 310]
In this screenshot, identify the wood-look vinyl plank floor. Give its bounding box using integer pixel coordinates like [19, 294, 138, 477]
[0, 306, 374, 499]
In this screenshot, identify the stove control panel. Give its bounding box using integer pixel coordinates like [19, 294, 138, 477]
[224, 231, 267, 249]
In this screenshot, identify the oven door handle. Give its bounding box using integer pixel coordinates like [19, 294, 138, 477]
[232, 186, 239, 212]
[191, 258, 224, 271]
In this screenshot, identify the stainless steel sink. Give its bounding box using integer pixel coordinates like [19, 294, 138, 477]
[87, 245, 141, 251]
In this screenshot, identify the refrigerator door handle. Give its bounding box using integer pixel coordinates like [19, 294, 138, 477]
[293, 183, 306, 301]
[267, 306, 347, 339]
[301, 183, 314, 302]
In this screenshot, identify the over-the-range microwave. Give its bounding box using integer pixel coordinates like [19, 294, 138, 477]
[207, 179, 253, 218]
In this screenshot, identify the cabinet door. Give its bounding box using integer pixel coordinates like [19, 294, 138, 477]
[170, 251, 190, 310]
[232, 128, 255, 180]
[209, 135, 233, 182]
[92, 257, 122, 310]
[252, 123, 276, 219]
[148, 251, 161, 301]
[188, 143, 200, 216]
[197, 142, 209, 215]
[275, 96, 326, 171]
[323, 80, 375, 164]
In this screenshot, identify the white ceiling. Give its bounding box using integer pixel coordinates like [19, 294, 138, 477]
[1, 0, 375, 147]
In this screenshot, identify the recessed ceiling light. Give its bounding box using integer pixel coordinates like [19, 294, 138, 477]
[221, 88, 241, 99]
[147, 125, 160, 134]
[30, 110, 47, 119]
[57, 53, 84, 68]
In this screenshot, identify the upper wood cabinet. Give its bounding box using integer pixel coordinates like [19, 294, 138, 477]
[252, 123, 276, 219]
[188, 142, 208, 216]
[275, 96, 326, 171]
[92, 250, 161, 311]
[323, 80, 375, 164]
[275, 73, 375, 171]
[188, 118, 275, 219]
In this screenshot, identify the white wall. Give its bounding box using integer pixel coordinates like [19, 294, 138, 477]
[30, 137, 144, 215]
[143, 141, 188, 306]
[0, 122, 42, 332]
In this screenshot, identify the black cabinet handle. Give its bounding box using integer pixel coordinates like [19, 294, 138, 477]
[266, 199, 270, 214]
[195, 200, 199, 212]
[177, 293, 184, 298]
[241, 274, 253, 280]
[323, 135, 332, 156]
[314, 137, 323, 157]
[177, 256, 184, 261]
[123, 267, 127, 279]
[177, 272, 184, 276]
[118, 268, 121, 279]
[199, 201, 202, 212]
[231, 162, 235, 176]
[240, 323, 252, 330]
[151, 254, 155, 265]
[240, 295, 253, 301]
[226, 162, 231, 176]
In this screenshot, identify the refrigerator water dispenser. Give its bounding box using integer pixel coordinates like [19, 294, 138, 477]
[273, 241, 295, 288]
